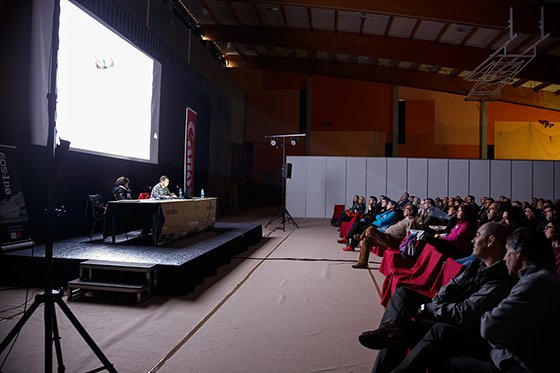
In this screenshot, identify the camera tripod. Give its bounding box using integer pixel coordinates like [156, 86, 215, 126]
[0, 1, 116, 371]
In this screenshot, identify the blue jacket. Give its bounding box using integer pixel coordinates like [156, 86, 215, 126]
[372, 210, 398, 230]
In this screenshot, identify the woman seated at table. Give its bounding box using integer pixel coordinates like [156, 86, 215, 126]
[112, 176, 132, 200]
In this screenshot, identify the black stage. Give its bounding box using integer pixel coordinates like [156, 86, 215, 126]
[0, 222, 262, 294]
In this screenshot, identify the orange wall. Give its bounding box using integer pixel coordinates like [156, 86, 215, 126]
[311, 75, 393, 135]
[398, 100, 479, 159]
[233, 69, 560, 181]
[488, 102, 560, 144]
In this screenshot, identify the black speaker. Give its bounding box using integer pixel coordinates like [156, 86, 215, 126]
[385, 143, 393, 157]
[487, 145, 494, 159]
[283, 163, 292, 179]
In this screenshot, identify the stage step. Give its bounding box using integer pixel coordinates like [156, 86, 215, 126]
[67, 260, 158, 303]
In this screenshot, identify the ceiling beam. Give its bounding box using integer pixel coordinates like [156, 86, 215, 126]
[231, 0, 560, 36]
[227, 55, 560, 111]
[202, 25, 560, 84]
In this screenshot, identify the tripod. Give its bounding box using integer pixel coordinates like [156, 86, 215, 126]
[265, 137, 299, 231]
[0, 1, 116, 371]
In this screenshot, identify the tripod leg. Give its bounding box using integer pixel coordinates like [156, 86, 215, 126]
[54, 298, 117, 373]
[0, 297, 42, 354]
[284, 208, 299, 228]
[51, 308, 66, 373]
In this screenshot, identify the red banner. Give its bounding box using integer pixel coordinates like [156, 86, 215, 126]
[184, 108, 197, 197]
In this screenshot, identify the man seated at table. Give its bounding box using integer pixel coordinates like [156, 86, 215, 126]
[150, 175, 176, 199]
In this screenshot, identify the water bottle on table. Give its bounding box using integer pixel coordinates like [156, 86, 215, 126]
[201, 189, 205, 198]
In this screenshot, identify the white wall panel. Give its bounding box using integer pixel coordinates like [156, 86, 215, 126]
[428, 159, 448, 198]
[512, 161, 532, 202]
[386, 158, 407, 200]
[407, 158, 428, 199]
[286, 156, 307, 217]
[287, 157, 558, 218]
[305, 157, 327, 218]
[469, 160, 490, 199]
[366, 158, 387, 197]
[448, 159, 469, 197]
[325, 157, 347, 217]
[490, 160, 511, 199]
[533, 161, 554, 200]
[346, 157, 367, 203]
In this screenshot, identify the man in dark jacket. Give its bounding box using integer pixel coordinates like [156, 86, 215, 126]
[359, 222, 515, 373]
[399, 227, 560, 373]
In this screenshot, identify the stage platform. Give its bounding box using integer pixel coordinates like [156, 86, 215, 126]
[0, 222, 262, 294]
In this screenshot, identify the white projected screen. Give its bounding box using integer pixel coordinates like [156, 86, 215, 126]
[56, 0, 160, 162]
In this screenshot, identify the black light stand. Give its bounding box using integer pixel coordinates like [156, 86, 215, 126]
[0, 1, 116, 372]
[265, 134, 305, 231]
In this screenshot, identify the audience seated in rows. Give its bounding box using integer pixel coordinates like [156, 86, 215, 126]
[425, 203, 477, 259]
[386, 227, 560, 373]
[360, 222, 514, 373]
[332, 195, 365, 227]
[337, 196, 381, 245]
[351, 203, 418, 269]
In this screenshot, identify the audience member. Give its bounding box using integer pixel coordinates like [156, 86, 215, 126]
[361, 222, 514, 373]
[537, 204, 557, 231]
[333, 195, 365, 227]
[338, 196, 378, 245]
[501, 206, 529, 232]
[544, 220, 560, 277]
[396, 192, 410, 210]
[480, 201, 501, 225]
[425, 203, 477, 259]
[351, 203, 417, 268]
[400, 227, 560, 373]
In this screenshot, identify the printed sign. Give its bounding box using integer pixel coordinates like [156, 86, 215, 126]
[184, 108, 197, 197]
[0, 145, 34, 250]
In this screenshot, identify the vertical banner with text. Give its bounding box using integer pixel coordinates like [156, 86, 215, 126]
[184, 108, 197, 197]
[0, 145, 34, 250]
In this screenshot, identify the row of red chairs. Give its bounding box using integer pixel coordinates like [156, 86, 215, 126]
[378, 244, 463, 306]
[332, 204, 464, 306]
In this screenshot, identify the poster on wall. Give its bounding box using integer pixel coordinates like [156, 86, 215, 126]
[184, 107, 197, 197]
[0, 145, 34, 251]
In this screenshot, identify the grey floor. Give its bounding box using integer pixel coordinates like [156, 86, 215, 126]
[0, 208, 386, 373]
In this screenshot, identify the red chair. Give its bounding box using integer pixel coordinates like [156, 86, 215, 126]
[339, 213, 361, 239]
[331, 204, 345, 224]
[424, 258, 464, 297]
[380, 244, 446, 306]
[379, 247, 417, 276]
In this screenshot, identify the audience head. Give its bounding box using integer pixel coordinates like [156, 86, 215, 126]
[471, 222, 509, 265]
[524, 206, 537, 222]
[465, 195, 476, 204]
[502, 206, 529, 231]
[358, 196, 365, 204]
[352, 195, 359, 203]
[487, 202, 500, 220]
[386, 200, 396, 210]
[544, 204, 557, 222]
[404, 203, 418, 217]
[457, 203, 474, 221]
[505, 227, 555, 277]
[544, 220, 560, 244]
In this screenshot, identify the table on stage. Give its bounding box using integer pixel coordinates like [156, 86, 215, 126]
[103, 198, 217, 246]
